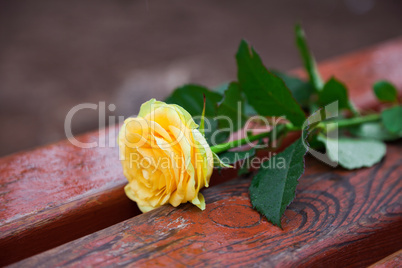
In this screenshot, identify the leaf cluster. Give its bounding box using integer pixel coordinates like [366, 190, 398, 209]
[164, 24, 401, 227]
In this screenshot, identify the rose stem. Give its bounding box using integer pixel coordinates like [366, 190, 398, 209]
[210, 113, 381, 155]
[210, 124, 289, 154]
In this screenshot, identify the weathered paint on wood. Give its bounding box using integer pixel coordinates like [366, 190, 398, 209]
[12, 142, 402, 267]
[1, 38, 402, 266]
[369, 249, 402, 268]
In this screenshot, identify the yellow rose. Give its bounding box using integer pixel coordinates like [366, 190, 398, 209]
[118, 99, 213, 213]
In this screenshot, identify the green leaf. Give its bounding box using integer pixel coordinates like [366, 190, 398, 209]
[382, 106, 402, 135]
[236, 40, 306, 127]
[165, 85, 226, 145]
[218, 147, 256, 166]
[318, 77, 350, 110]
[217, 82, 248, 132]
[249, 138, 307, 228]
[212, 151, 233, 168]
[295, 24, 323, 91]
[349, 121, 401, 141]
[165, 84, 222, 117]
[373, 80, 398, 102]
[317, 135, 386, 170]
[270, 70, 315, 108]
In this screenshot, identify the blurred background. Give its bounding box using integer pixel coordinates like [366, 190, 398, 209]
[1, 0, 401, 157]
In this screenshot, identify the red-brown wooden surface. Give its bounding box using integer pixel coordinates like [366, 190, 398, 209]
[1, 37, 402, 266]
[11, 143, 402, 267]
[369, 249, 402, 268]
[0, 125, 140, 266]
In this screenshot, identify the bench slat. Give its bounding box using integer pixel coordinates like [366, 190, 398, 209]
[12, 143, 402, 267]
[0, 126, 143, 265]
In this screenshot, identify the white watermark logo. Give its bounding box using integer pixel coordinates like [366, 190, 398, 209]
[302, 101, 339, 167]
[64, 102, 125, 148]
[64, 101, 340, 168]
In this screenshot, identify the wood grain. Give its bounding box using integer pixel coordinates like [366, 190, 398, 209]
[12, 142, 402, 267]
[0, 126, 140, 265]
[1, 38, 402, 266]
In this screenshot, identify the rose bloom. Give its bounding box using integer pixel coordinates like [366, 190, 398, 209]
[118, 99, 213, 213]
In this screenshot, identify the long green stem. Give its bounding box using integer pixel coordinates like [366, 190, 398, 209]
[295, 24, 324, 92]
[210, 124, 289, 154]
[337, 113, 380, 128]
[210, 131, 270, 154]
[321, 113, 380, 132]
[210, 113, 381, 155]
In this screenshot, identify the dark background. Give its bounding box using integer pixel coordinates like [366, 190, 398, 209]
[1, 0, 401, 157]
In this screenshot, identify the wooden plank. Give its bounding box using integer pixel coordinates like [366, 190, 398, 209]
[1, 37, 402, 265]
[0, 126, 142, 265]
[12, 142, 402, 267]
[0, 131, 239, 266]
[369, 249, 402, 268]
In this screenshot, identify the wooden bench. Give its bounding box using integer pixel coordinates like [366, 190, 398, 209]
[1, 38, 402, 267]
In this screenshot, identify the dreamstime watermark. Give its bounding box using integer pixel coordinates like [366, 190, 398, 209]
[64, 100, 340, 168]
